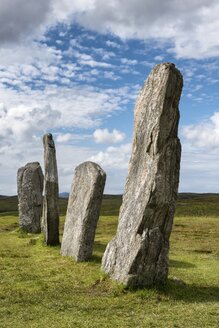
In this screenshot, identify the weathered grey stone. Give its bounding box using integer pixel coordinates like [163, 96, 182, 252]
[42, 133, 59, 245]
[101, 63, 183, 288]
[61, 161, 106, 261]
[17, 162, 43, 233]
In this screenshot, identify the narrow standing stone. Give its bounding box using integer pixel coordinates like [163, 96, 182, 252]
[101, 63, 183, 288]
[61, 161, 106, 261]
[42, 133, 59, 245]
[17, 162, 43, 233]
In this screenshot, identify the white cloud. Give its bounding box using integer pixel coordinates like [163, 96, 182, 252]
[1, 1, 219, 59]
[59, 0, 219, 59]
[89, 143, 131, 169]
[0, 48, 138, 195]
[104, 71, 120, 80]
[1, 1, 219, 196]
[0, 0, 219, 59]
[121, 58, 138, 65]
[56, 133, 90, 143]
[93, 128, 125, 144]
[79, 59, 113, 68]
[180, 150, 219, 192]
[56, 133, 73, 143]
[0, 83, 135, 145]
[106, 40, 121, 49]
[0, 103, 60, 144]
[154, 55, 164, 61]
[141, 61, 155, 68]
[183, 112, 219, 149]
[91, 47, 116, 60]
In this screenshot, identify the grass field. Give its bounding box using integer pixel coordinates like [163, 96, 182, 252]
[0, 195, 218, 327]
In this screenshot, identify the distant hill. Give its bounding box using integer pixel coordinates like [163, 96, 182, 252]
[0, 195, 14, 199]
[1, 193, 219, 217]
[59, 193, 123, 199]
[59, 192, 69, 198]
[0, 196, 19, 215]
[178, 192, 219, 200]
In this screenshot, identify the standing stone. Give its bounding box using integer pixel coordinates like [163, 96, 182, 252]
[42, 133, 59, 245]
[61, 161, 106, 261]
[101, 63, 183, 288]
[17, 162, 43, 233]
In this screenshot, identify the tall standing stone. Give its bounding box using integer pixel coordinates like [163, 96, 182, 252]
[61, 161, 106, 261]
[17, 162, 43, 233]
[42, 133, 59, 245]
[102, 63, 183, 288]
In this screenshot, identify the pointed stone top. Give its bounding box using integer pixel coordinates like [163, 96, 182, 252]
[43, 133, 55, 149]
[101, 62, 183, 288]
[153, 62, 183, 79]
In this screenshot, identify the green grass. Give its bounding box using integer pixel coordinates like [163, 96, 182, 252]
[0, 196, 219, 327]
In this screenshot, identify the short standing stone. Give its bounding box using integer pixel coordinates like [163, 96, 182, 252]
[101, 63, 183, 288]
[42, 133, 59, 245]
[61, 161, 106, 261]
[17, 162, 43, 233]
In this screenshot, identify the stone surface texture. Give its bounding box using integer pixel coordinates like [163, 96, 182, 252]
[101, 63, 183, 288]
[17, 162, 43, 233]
[42, 133, 59, 245]
[61, 161, 106, 261]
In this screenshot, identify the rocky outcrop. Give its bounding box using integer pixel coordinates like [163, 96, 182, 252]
[61, 161, 106, 261]
[17, 162, 43, 233]
[101, 63, 183, 288]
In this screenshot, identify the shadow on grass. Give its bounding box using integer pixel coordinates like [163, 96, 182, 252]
[90, 254, 103, 263]
[91, 246, 218, 304]
[169, 259, 196, 269]
[91, 241, 107, 263]
[159, 279, 219, 303]
[0, 211, 18, 217]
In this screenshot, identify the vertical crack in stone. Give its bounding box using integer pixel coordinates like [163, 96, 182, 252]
[101, 62, 183, 288]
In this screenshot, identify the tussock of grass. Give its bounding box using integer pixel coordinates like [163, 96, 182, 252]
[0, 197, 218, 327]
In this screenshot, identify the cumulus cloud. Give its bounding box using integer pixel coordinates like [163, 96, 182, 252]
[183, 112, 219, 149]
[93, 128, 125, 144]
[0, 103, 60, 144]
[1, 0, 219, 58]
[89, 143, 131, 169]
[0, 41, 61, 67]
[72, 0, 219, 59]
[56, 133, 73, 143]
[0, 46, 137, 194]
[0, 84, 134, 149]
[88, 143, 131, 194]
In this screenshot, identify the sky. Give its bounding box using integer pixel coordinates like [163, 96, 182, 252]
[0, 0, 219, 195]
